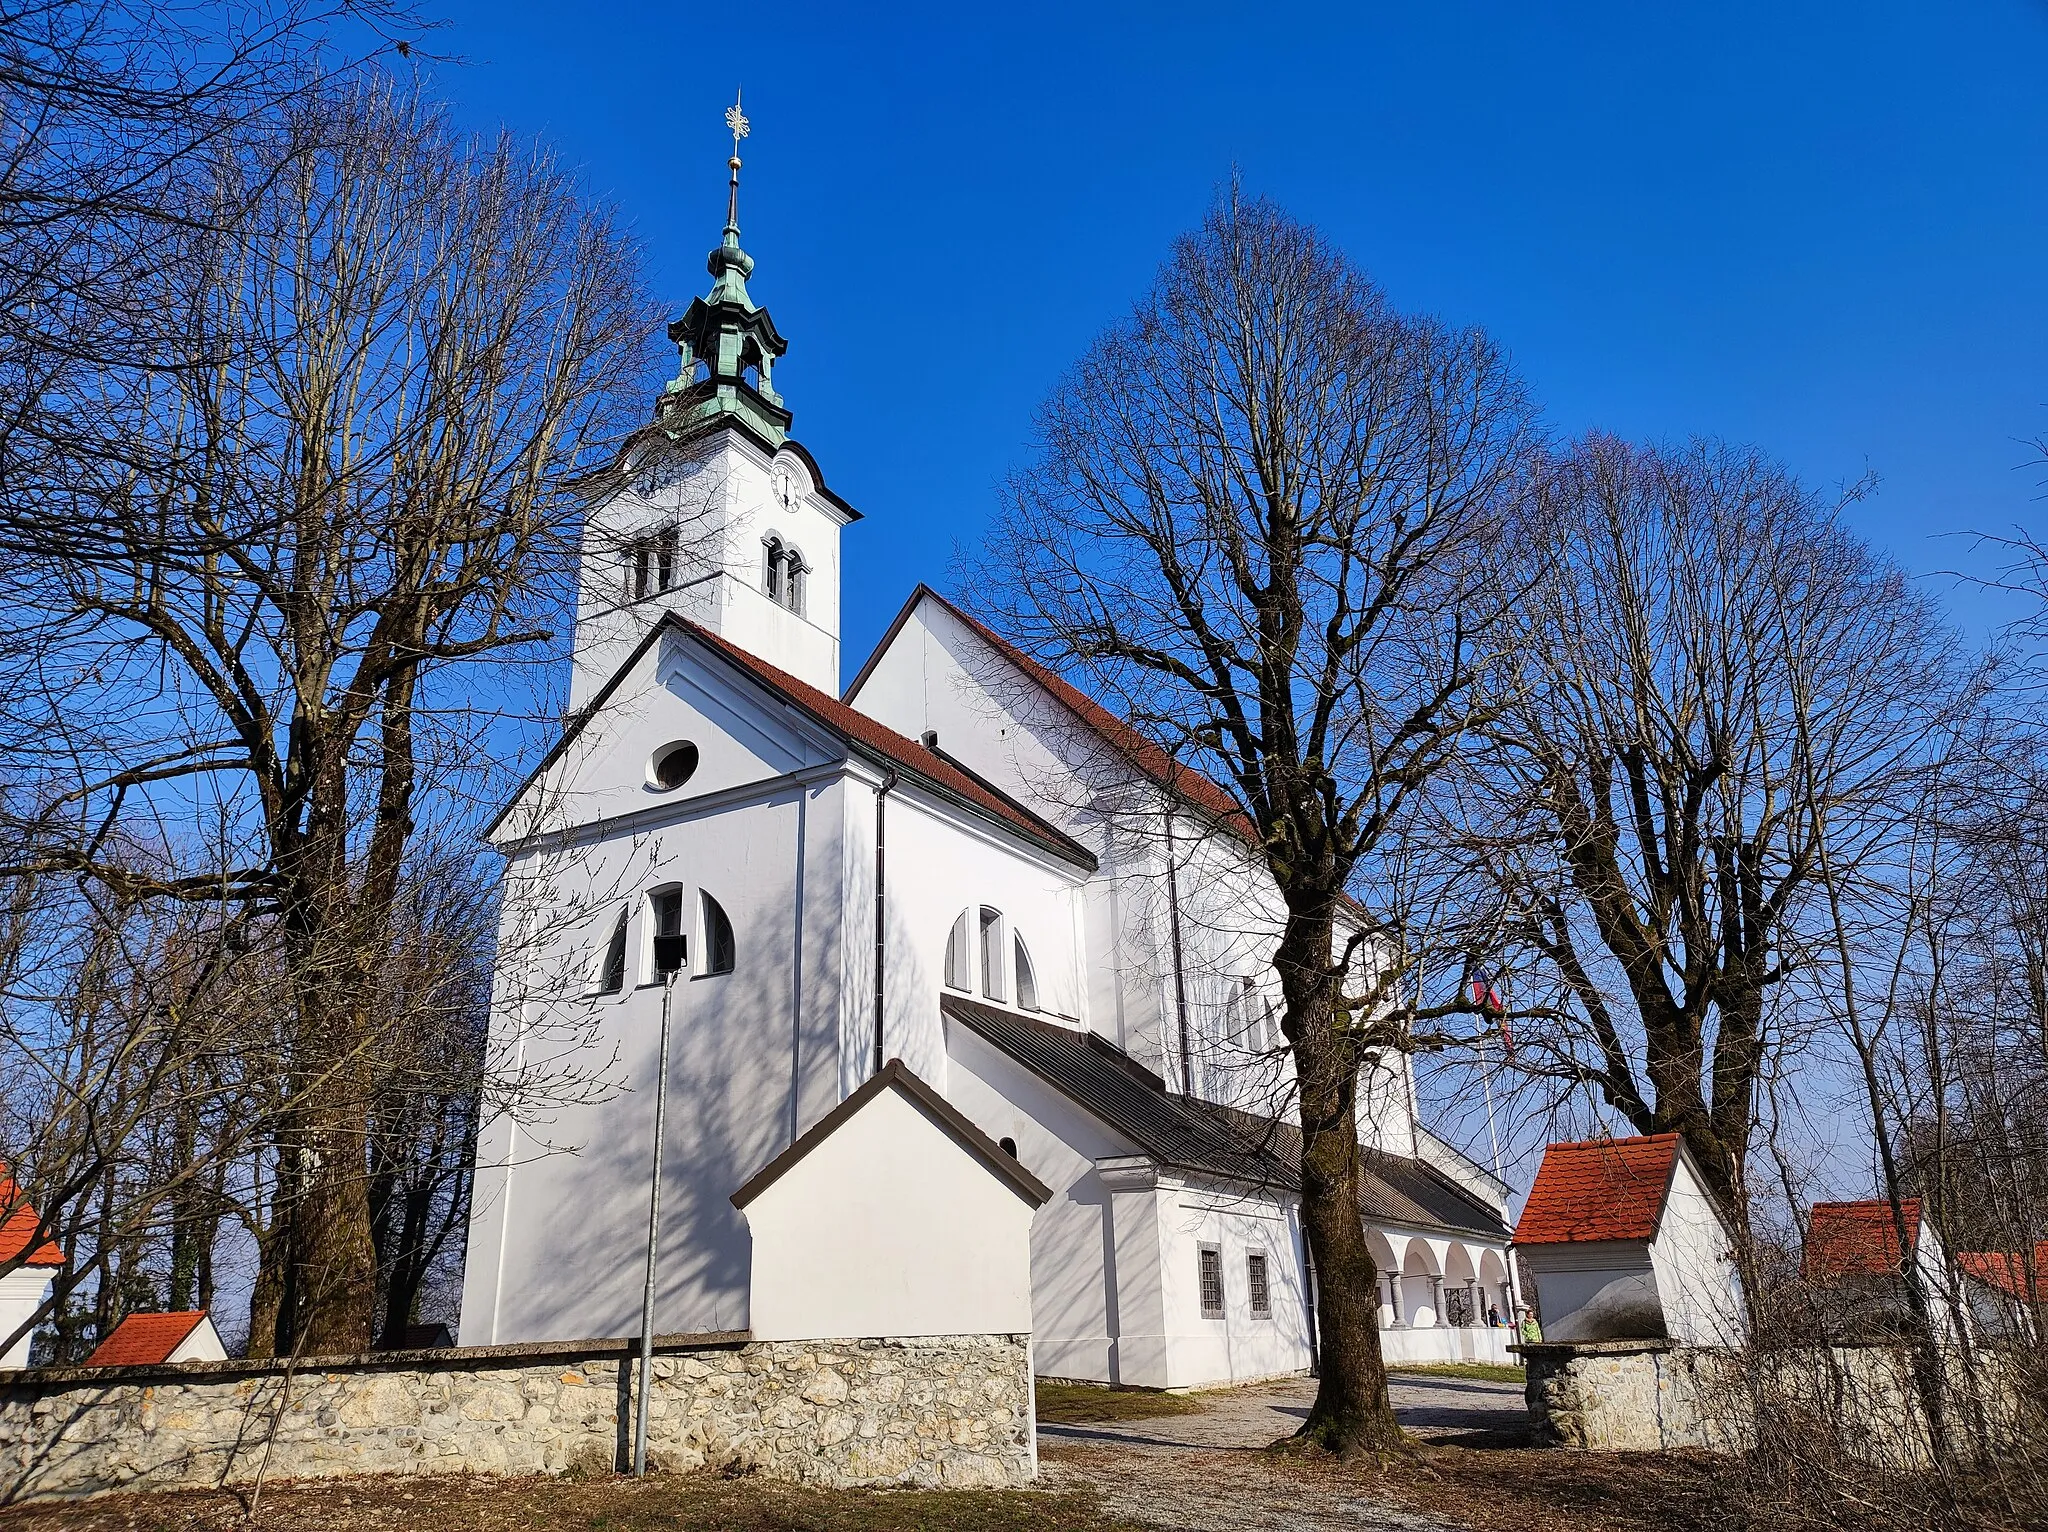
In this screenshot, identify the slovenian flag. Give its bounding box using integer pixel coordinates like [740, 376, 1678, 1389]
[1470, 973, 1513, 1057]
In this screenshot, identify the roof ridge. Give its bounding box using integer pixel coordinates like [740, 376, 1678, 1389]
[875, 587, 1261, 847]
[685, 623, 1097, 871]
[731, 1058, 1051, 1211]
[486, 611, 1096, 871]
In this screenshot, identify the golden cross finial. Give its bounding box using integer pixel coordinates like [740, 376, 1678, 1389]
[726, 89, 750, 155]
[724, 88, 749, 229]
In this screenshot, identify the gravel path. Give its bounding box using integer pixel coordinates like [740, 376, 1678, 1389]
[1040, 1373, 1527, 1532]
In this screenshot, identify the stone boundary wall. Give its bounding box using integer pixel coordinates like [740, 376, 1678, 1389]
[0, 1331, 1034, 1503]
[1517, 1339, 2030, 1467]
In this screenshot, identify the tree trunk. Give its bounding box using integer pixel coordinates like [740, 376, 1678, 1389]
[1282, 910, 1403, 1455]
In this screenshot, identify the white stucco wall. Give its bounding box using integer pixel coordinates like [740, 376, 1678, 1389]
[943, 1021, 1134, 1383]
[739, 1082, 1039, 1342]
[0, 1269, 52, 1368]
[943, 1022, 1314, 1389]
[1154, 1177, 1314, 1388]
[1647, 1155, 1748, 1346]
[570, 431, 850, 709]
[845, 765, 1093, 1101]
[460, 640, 855, 1345]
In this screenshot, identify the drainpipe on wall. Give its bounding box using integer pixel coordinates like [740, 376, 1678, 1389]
[1163, 813, 1194, 1095]
[873, 766, 899, 1076]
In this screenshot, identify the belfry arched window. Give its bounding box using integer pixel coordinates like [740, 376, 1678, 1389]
[761, 535, 807, 616]
[783, 548, 807, 617]
[627, 524, 680, 602]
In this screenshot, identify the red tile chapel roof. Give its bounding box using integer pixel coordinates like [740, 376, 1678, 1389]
[1512, 1133, 1682, 1245]
[1956, 1247, 2048, 1303]
[85, 1311, 209, 1367]
[1803, 1199, 1923, 1280]
[0, 1176, 61, 1268]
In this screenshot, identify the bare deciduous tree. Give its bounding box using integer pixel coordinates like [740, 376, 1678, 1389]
[0, 81, 655, 1353]
[1472, 435, 1965, 1215]
[978, 193, 1539, 1454]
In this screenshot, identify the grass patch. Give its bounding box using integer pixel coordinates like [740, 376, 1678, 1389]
[1033, 1379, 1210, 1425]
[1387, 1360, 1525, 1384]
[0, 1472, 1155, 1532]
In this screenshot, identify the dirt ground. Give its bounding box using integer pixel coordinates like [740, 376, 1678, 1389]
[0, 1371, 1787, 1532]
[1038, 1372, 1526, 1532]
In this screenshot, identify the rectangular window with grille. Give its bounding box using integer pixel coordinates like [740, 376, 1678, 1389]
[1198, 1245, 1224, 1318]
[1247, 1251, 1271, 1318]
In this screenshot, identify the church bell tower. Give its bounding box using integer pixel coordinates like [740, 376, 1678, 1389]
[566, 93, 860, 711]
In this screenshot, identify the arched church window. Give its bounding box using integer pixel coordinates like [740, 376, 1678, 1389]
[943, 910, 971, 992]
[595, 908, 628, 995]
[1013, 933, 1039, 1013]
[978, 907, 1005, 1003]
[762, 536, 784, 604]
[700, 890, 736, 976]
[648, 886, 687, 982]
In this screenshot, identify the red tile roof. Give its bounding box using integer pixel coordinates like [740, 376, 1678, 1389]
[1956, 1242, 2048, 1303]
[885, 587, 1260, 847]
[687, 623, 1095, 870]
[484, 611, 1095, 871]
[870, 590, 1387, 931]
[0, 1178, 61, 1268]
[1803, 1200, 1923, 1280]
[1512, 1133, 1681, 1244]
[85, 1311, 209, 1367]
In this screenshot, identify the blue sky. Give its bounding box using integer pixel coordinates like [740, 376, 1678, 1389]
[421, 1, 2048, 666]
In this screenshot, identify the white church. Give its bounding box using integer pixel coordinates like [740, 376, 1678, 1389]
[457, 147, 1519, 1387]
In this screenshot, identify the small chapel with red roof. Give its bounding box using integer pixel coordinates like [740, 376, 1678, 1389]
[1511, 1132, 1746, 1347]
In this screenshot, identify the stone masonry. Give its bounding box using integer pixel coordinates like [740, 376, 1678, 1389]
[1518, 1339, 2029, 1467]
[0, 1331, 1034, 1503]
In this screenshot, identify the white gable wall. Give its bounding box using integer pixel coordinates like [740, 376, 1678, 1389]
[740, 1084, 1038, 1342]
[461, 641, 860, 1345]
[1646, 1154, 1748, 1346]
[168, 1316, 227, 1364]
[0, 1268, 51, 1367]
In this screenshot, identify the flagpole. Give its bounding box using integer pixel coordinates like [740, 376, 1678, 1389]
[633, 960, 683, 1476]
[1480, 1033, 1504, 1186]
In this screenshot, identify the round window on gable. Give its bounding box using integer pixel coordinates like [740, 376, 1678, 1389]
[650, 741, 701, 791]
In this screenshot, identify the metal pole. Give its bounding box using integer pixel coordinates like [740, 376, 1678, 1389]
[633, 967, 680, 1476]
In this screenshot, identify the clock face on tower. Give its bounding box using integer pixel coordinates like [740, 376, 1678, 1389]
[631, 451, 690, 500]
[773, 464, 800, 513]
